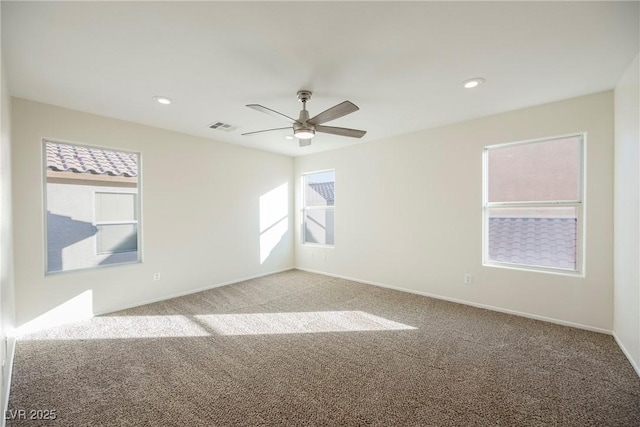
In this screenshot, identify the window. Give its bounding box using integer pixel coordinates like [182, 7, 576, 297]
[483, 135, 583, 273]
[95, 192, 138, 255]
[302, 170, 335, 246]
[44, 140, 141, 273]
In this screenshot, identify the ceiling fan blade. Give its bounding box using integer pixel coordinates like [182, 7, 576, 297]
[307, 101, 359, 125]
[241, 127, 291, 136]
[315, 125, 366, 138]
[298, 139, 312, 147]
[247, 104, 300, 124]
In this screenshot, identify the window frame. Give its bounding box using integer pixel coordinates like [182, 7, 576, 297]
[301, 169, 335, 247]
[43, 139, 143, 275]
[482, 134, 585, 276]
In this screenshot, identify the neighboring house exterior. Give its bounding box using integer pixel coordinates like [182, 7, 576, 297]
[45, 141, 139, 273]
[486, 136, 580, 270]
[488, 217, 576, 270]
[305, 181, 335, 245]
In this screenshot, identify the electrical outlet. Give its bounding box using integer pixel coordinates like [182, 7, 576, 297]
[322, 253, 327, 261]
[464, 274, 473, 284]
[153, 273, 161, 281]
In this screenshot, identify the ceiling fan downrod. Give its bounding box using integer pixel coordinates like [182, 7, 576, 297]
[295, 90, 314, 139]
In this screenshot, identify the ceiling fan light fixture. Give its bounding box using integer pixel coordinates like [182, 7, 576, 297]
[294, 129, 315, 139]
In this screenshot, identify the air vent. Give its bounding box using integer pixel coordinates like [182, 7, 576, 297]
[209, 122, 238, 132]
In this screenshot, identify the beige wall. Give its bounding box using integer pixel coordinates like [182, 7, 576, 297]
[295, 91, 614, 331]
[1, 7, 16, 417]
[11, 98, 294, 330]
[614, 53, 640, 374]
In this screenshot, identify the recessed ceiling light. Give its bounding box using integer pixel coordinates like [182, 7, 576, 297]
[152, 96, 172, 105]
[463, 78, 485, 89]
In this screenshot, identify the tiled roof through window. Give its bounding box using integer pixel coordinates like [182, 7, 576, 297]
[489, 217, 577, 270]
[308, 182, 334, 204]
[46, 142, 137, 177]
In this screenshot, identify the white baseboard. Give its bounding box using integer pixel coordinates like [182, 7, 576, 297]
[94, 267, 295, 316]
[296, 267, 612, 335]
[2, 336, 15, 427]
[612, 332, 640, 378]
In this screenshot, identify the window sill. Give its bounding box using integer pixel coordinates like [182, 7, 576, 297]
[302, 243, 335, 249]
[483, 261, 584, 278]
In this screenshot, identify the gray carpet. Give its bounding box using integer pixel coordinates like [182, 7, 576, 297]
[8, 270, 640, 426]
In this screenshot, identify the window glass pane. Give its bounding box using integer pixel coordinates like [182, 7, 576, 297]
[304, 209, 335, 245]
[96, 193, 137, 222]
[97, 224, 138, 254]
[303, 170, 335, 246]
[487, 207, 577, 270]
[488, 136, 580, 203]
[45, 141, 140, 273]
[304, 171, 335, 207]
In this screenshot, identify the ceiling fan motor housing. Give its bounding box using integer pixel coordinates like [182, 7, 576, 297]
[294, 102, 315, 138]
[297, 90, 312, 103]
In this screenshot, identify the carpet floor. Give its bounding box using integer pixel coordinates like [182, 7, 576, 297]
[8, 270, 640, 426]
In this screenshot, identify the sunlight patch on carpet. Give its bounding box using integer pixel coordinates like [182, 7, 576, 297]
[19, 315, 210, 340]
[19, 311, 416, 340]
[194, 311, 416, 335]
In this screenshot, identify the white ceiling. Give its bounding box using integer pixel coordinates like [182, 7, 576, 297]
[2, 1, 638, 157]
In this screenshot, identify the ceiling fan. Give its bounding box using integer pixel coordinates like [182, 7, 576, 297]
[242, 90, 366, 147]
